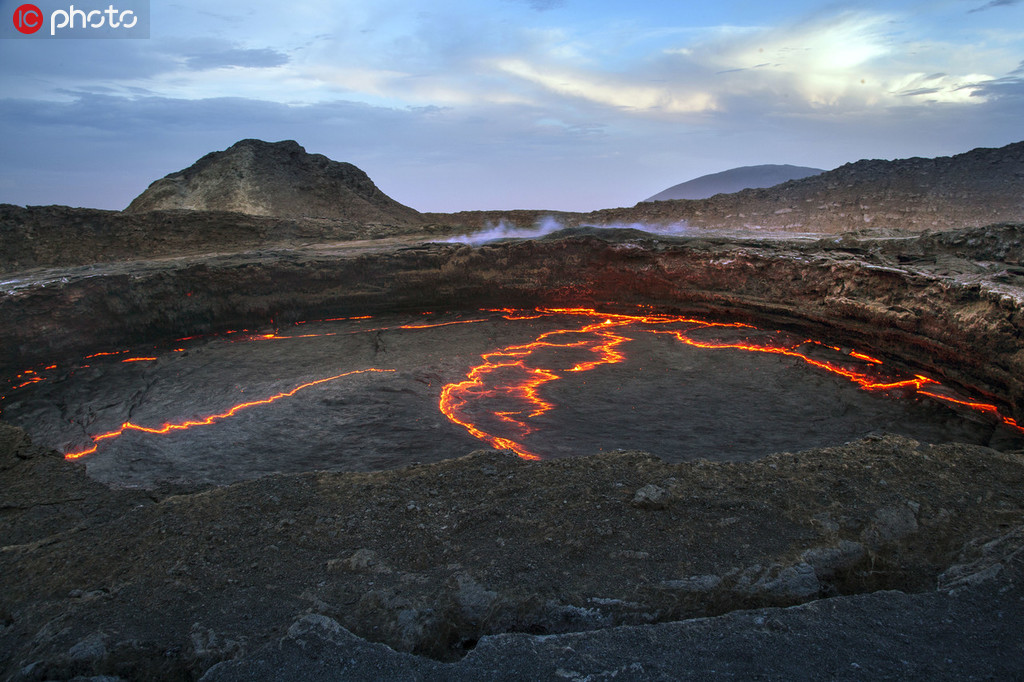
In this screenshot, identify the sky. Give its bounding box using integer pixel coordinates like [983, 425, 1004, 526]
[1, 0, 1023, 212]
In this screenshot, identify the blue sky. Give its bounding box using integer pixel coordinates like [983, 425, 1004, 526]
[1, 0, 1022, 211]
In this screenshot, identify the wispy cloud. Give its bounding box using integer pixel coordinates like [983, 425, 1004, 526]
[185, 48, 290, 70]
[494, 58, 717, 113]
[483, 11, 1002, 118]
[970, 0, 1022, 14]
[2, 5, 1014, 117]
[671, 12, 995, 109]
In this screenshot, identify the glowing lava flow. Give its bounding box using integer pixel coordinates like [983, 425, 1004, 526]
[439, 307, 1024, 460]
[2, 312, 489, 461]
[8, 307, 1024, 467]
[2, 315, 487, 404]
[439, 312, 636, 459]
[64, 368, 394, 460]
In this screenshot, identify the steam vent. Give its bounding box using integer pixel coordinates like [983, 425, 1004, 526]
[3, 139, 1024, 679]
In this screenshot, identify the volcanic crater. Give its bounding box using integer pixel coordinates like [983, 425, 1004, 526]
[3, 140, 1024, 680]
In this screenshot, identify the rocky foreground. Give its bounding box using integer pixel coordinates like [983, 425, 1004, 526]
[2, 423, 1024, 680]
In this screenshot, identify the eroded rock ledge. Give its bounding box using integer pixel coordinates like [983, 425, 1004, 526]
[2, 425, 1023, 679]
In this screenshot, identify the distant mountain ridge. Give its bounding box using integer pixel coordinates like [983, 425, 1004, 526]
[126, 139, 423, 226]
[644, 164, 825, 202]
[432, 140, 1024, 235]
[613, 140, 1024, 232]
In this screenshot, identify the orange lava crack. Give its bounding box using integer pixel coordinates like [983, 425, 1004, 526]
[438, 310, 650, 459]
[247, 318, 488, 342]
[64, 368, 394, 460]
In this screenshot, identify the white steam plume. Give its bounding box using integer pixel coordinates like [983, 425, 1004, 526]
[444, 216, 692, 246]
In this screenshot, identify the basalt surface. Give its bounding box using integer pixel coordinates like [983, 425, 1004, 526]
[2, 225, 1024, 679]
[6, 306, 1020, 490]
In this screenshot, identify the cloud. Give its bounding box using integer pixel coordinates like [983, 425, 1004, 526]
[0, 92, 626, 210]
[466, 10, 1005, 120]
[494, 58, 717, 113]
[3, 79, 1021, 216]
[2, 3, 1023, 214]
[184, 48, 290, 70]
[0, 40, 177, 85]
[970, 0, 1022, 13]
[972, 61, 1024, 101]
[0, 38, 293, 101]
[3, 5, 1009, 119]
[652, 12, 1000, 111]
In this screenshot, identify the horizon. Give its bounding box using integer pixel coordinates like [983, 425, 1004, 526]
[2, 0, 1023, 213]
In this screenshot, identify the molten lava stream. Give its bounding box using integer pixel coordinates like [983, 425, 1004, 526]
[439, 312, 642, 459]
[439, 307, 1024, 460]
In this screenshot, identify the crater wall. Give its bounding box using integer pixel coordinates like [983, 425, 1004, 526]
[3, 233, 1023, 422]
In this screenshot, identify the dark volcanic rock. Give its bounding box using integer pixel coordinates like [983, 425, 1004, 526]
[4, 162, 1024, 677]
[0, 423, 154, 547]
[125, 139, 424, 225]
[605, 140, 1024, 232]
[7, 142, 1022, 273]
[202, 576, 1024, 681]
[0, 204, 442, 272]
[2, 429, 1024, 679]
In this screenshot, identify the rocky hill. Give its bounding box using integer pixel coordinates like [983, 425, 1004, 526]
[643, 164, 824, 202]
[6, 140, 1024, 272]
[608, 140, 1024, 232]
[0, 141, 443, 271]
[126, 139, 424, 226]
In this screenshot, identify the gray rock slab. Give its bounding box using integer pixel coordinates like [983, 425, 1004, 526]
[202, 563, 1024, 682]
